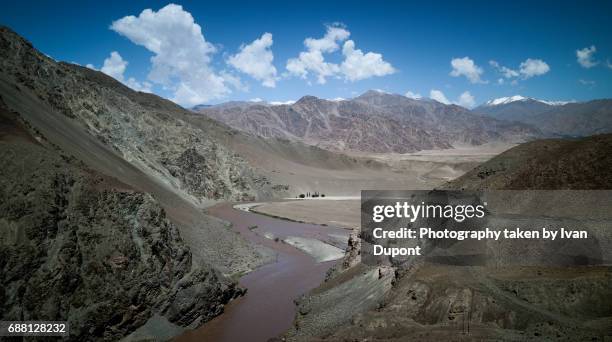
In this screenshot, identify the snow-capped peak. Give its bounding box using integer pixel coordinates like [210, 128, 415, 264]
[269, 100, 296, 106]
[485, 95, 528, 106]
[539, 100, 574, 106]
[485, 95, 572, 107]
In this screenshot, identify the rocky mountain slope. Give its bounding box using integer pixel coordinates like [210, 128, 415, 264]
[475, 97, 612, 137]
[284, 135, 612, 341]
[0, 25, 287, 340]
[1, 22, 281, 274]
[525, 100, 612, 136]
[442, 134, 612, 190]
[0, 26, 282, 205]
[473, 96, 564, 122]
[0, 102, 243, 340]
[196, 91, 540, 153]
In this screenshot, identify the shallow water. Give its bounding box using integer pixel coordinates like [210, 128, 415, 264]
[174, 203, 348, 342]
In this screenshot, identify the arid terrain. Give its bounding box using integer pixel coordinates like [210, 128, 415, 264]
[1, 21, 611, 342]
[195, 91, 539, 154]
[266, 135, 612, 342]
[0, 25, 512, 340]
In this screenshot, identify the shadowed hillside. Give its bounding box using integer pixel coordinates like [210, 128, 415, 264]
[0, 101, 244, 340]
[443, 134, 612, 190]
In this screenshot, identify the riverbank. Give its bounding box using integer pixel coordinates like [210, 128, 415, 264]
[174, 202, 350, 342]
[249, 199, 361, 229]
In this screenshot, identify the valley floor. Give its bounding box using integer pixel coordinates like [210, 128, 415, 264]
[251, 199, 360, 229]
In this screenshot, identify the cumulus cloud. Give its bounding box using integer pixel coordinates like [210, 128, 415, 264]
[286, 24, 394, 84]
[305, 25, 351, 52]
[489, 60, 519, 78]
[101, 51, 127, 81]
[286, 25, 348, 84]
[576, 45, 598, 68]
[124, 77, 153, 93]
[450, 57, 486, 84]
[456, 91, 475, 108]
[429, 89, 475, 108]
[405, 91, 422, 99]
[340, 40, 395, 81]
[228, 33, 278, 87]
[110, 4, 240, 106]
[89, 51, 152, 92]
[519, 58, 550, 79]
[430, 89, 451, 104]
[490, 58, 549, 82]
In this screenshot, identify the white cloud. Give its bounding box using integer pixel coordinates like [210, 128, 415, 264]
[125, 77, 153, 93]
[286, 25, 348, 84]
[92, 51, 152, 92]
[340, 40, 395, 81]
[110, 4, 240, 106]
[607, 59, 612, 70]
[519, 58, 550, 79]
[489, 60, 519, 78]
[576, 45, 598, 68]
[430, 89, 451, 104]
[405, 91, 422, 99]
[286, 24, 394, 83]
[429, 89, 475, 108]
[490, 58, 549, 82]
[450, 57, 486, 84]
[305, 25, 350, 52]
[101, 51, 128, 81]
[220, 70, 248, 92]
[228, 32, 278, 87]
[456, 91, 475, 108]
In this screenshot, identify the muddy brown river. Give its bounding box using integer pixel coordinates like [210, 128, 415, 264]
[175, 203, 349, 342]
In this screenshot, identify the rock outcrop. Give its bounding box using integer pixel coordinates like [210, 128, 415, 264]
[0, 105, 243, 340]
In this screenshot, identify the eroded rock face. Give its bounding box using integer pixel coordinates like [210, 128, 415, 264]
[0, 26, 285, 203]
[325, 228, 361, 281]
[313, 264, 612, 342]
[197, 90, 541, 154]
[163, 147, 254, 201]
[0, 110, 243, 340]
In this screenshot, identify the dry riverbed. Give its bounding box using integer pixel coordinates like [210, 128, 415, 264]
[249, 198, 361, 229]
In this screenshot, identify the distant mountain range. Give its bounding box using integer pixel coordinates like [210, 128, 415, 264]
[474, 95, 612, 136]
[483, 95, 573, 107]
[195, 90, 540, 153]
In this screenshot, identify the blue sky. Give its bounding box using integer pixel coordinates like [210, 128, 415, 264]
[1, 0, 611, 107]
